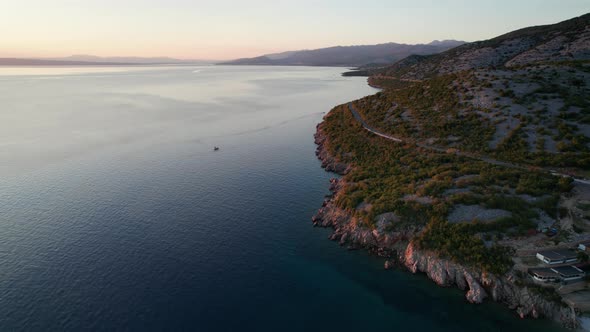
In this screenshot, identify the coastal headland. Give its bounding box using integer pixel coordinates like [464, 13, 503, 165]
[312, 13, 590, 329]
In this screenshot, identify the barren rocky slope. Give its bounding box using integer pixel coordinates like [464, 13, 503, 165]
[373, 13, 590, 80]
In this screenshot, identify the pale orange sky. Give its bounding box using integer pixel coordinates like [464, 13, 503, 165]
[2, 0, 589, 60]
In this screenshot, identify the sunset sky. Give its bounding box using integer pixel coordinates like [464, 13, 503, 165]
[2, 0, 589, 60]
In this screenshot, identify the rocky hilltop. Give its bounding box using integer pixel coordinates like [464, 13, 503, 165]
[313, 13, 590, 329]
[372, 13, 590, 80]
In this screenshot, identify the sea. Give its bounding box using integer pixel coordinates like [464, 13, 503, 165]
[0, 65, 565, 331]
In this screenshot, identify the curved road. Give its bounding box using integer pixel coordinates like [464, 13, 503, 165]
[346, 103, 589, 185]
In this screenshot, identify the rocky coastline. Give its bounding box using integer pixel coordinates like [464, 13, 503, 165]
[312, 120, 580, 329]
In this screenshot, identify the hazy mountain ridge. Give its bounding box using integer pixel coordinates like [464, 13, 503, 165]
[0, 58, 134, 66]
[220, 40, 465, 67]
[374, 13, 590, 79]
[47, 55, 208, 64]
[0, 56, 210, 66]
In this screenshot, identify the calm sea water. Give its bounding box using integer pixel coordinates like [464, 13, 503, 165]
[0, 66, 564, 331]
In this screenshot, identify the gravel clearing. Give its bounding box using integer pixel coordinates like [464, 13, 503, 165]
[448, 204, 512, 223]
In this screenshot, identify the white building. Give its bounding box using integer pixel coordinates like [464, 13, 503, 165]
[530, 268, 560, 283]
[578, 241, 590, 252]
[536, 250, 578, 265]
[551, 266, 585, 282]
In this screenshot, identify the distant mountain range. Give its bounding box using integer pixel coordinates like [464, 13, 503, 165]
[0, 56, 210, 66]
[46, 55, 208, 64]
[1, 41, 465, 68]
[220, 40, 465, 67]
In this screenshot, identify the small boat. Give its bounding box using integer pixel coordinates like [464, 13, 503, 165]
[213, 146, 220, 151]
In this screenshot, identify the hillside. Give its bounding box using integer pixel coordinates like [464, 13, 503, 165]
[366, 13, 590, 168]
[220, 40, 464, 67]
[373, 13, 590, 80]
[314, 13, 590, 326]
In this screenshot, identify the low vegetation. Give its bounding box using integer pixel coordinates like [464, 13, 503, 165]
[320, 14, 590, 275]
[414, 220, 515, 274]
[321, 60, 587, 274]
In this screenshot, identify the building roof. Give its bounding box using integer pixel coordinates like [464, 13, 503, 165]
[538, 249, 578, 261]
[551, 266, 585, 276]
[530, 268, 559, 278]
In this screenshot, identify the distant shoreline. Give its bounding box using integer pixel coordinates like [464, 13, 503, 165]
[0, 58, 211, 67]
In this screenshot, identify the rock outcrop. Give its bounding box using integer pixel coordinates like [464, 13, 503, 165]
[402, 242, 577, 328]
[314, 124, 351, 175]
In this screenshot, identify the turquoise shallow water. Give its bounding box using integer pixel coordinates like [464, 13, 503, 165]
[0, 65, 565, 331]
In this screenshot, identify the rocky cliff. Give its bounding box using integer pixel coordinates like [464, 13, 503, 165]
[403, 242, 577, 328]
[312, 121, 580, 329]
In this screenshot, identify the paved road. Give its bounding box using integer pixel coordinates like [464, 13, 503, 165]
[346, 103, 589, 185]
[348, 103, 402, 142]
[573, 178, 590, 185]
